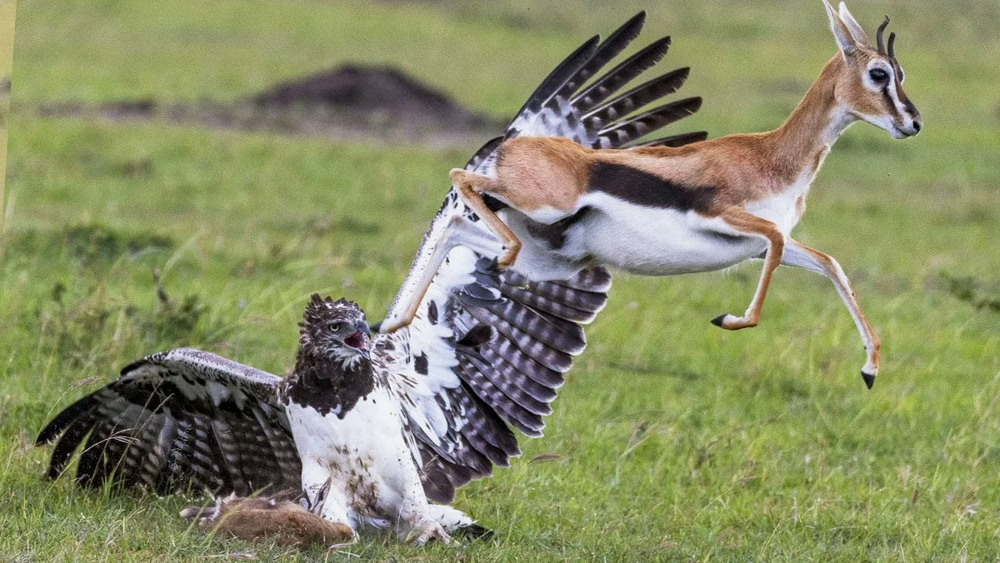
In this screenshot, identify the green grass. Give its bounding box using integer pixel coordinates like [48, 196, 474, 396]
[3, 0, 1000, 560]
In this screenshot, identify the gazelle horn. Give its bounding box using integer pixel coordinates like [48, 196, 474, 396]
[876, 16, 890, 54]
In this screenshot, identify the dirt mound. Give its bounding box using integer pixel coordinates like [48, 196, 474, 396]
[37, 65, 504, 148]
[252, 65, 497, 130]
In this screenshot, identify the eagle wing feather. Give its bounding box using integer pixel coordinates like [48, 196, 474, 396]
[36, 348, 300, 496]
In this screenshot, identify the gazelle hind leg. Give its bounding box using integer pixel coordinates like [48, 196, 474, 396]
[710, 208, 785, 331]
[379, 213, 504, 333]
[781, 238, 881, 388]
[449, 168, 522, 269]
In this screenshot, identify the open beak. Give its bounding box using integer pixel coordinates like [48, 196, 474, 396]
[344, 322, 372, 360]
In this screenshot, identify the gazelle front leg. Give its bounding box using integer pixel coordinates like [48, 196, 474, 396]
[710, 208, 786, 331]
[448, 169, 522, 269]
[781, 238, 881, 388]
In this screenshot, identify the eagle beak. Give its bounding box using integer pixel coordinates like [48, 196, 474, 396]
[358, 322, 372, 340]
[344, 321, 372, 360]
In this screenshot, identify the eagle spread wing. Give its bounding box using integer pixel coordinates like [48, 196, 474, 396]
[378, 12, 703, 502]
[36, 348, 301, 496]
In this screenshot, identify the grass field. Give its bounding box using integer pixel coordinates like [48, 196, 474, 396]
[2, 0, 1000, 560]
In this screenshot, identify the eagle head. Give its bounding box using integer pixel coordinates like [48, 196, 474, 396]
[299, 294, 372, 369]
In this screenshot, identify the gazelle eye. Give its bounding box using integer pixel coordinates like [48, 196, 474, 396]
[869, 68, 889, 82]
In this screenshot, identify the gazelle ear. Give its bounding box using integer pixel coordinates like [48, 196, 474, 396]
[823, 0, 860, 57]
[837, 2, 871, 47]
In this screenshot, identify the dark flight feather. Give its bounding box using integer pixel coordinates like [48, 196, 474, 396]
[37, 349, 302, 497]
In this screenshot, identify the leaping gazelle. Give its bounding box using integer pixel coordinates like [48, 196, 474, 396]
[441, 2, 921, 388]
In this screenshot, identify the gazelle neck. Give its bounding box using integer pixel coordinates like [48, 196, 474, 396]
[766, 55, 857, 183]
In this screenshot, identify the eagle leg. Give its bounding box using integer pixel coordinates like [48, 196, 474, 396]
[404, 520, 452, 546]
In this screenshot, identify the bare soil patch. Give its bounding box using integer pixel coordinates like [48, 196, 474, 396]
[38, 65, 505, 148]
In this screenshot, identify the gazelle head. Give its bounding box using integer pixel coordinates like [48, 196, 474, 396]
[823, 1, 922, 139]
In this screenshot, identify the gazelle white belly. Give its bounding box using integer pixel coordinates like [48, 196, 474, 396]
[744, 180, 808, 237]
[569, 193, 768, 276]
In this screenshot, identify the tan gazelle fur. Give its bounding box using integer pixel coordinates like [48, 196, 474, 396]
[444, 2, 922, 388]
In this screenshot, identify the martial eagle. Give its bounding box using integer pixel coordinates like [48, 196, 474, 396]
[41, 295, 501, 543]
[36, 11, 704, 542]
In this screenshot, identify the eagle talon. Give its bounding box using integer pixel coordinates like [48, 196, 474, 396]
[405, 522, 451, 546]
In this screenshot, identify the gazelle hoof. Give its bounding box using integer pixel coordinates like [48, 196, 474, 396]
[861, 370, 876, 389]
[710, 314, 756, 330]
